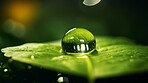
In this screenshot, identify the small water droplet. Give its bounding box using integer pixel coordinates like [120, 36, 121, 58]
[28, 65, 32, 69]
[62, 28, 96, 54]
[57, 77, 64, 83]
[57, 73, 69, 83]
[4, 68, 8, 72]
[31, 55, 34, 59]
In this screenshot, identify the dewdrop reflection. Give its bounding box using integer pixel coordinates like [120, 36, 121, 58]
[86, 45, 89, 51]
[77, 45, 80, 51]
[73, 44, 92, 53]
[81, 44, 85, 51]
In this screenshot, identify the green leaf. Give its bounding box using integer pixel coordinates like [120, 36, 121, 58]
[1, 36, 148, 83]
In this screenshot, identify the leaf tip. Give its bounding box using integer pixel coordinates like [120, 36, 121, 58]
[1, 48, 5, 53]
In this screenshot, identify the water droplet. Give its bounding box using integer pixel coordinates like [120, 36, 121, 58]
[4, 68, 8, 72]
[62, 28, 96, 54]
[28, 65, 32, 69]
[31, 55, 35, 59]
[57, 73, 69, 83]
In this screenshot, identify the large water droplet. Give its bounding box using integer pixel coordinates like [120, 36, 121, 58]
[62, 28, 96, 54]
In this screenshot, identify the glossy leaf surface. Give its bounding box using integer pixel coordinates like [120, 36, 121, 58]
[1, 37, 148, 82]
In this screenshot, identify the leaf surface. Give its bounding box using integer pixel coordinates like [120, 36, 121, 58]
[1, 37, 148, 82]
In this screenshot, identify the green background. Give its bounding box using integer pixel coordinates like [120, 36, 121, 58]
[0, 0, 148, 48]
[0, 0, 148, 82]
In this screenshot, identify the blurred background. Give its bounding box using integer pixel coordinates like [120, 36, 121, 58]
[0, 0, 148, 82]
[0, 0, 148, 49]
